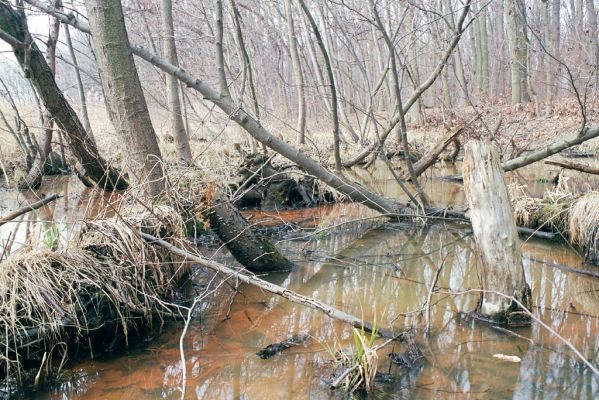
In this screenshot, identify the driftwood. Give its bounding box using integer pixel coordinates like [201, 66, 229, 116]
[140, 232, 396, 338]
[545, 160, 599, 175]
[199, 185, 293, 273]
[0, 193, 61, 227]
[463, 140, 531, 324]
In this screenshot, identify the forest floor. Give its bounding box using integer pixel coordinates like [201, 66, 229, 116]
[1, 98, 598, 188]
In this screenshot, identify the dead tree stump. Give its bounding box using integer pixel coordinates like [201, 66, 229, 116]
[463, 140, 531, 325]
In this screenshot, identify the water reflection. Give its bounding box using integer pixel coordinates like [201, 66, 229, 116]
[30, 218, 599, 399]
[4, 163, 598, 399]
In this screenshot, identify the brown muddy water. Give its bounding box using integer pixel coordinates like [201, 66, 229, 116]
[2, 162, 599, 399]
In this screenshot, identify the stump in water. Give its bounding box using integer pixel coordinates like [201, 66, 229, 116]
[199, 184, 293, 273]
[463, 140, 531, 324]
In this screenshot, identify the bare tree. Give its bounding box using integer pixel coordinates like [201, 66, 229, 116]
[85, 0, 166, 196]
[160, 0, 192, 163]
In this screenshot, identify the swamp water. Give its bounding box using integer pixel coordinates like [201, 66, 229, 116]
[2, 163, 599, 399]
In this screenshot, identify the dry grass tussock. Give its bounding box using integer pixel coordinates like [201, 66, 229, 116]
[0, 205, 191, 385]
[510, 183, 599, 263]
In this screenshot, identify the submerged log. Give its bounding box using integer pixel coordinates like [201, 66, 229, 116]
[199, 184, 293, 273]
[256, 334, 309, 359]
[463, 140, 531, 324]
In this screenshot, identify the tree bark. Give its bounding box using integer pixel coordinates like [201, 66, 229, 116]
[463, 140, 530, 324]
[160, 0, 192, 163]
[403, 121, 470, 180]
[199, 185, 292, 273]
[0, 2, 127, 190]
[84, 0, 165, 196]
[215, 0, 231, 100]
[506, 0, 522, 104]
[587, 0, 599, 89]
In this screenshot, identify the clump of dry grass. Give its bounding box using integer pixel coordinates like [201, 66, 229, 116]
[569, 192, 599, 263]
[0, 205, 190, 386]
[511, 183, 599, 263]
[510, 183, 575, 233]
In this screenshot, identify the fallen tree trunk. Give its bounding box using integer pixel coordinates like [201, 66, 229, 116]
[502, 125, 599, 172]
[403, 119, 473, 180]
[463, 140, 531, 324]
[544, 159, 599, 175]
[140, 232, 396, 338]
[439, 124, 599, 182]
[199, 185, 293, 273]
[0, 193, 61, 227]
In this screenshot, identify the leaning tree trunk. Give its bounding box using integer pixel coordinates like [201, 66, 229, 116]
[199, 185, 292, 273]
[18, 0, 61, 191]
[64, 23, 93, 140]
[463, 140, 531, 324]
[0, 2, 127, 190]
[85, 0, 166, 197]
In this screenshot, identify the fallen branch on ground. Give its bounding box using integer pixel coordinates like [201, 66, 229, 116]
[0, 193, 62, 227]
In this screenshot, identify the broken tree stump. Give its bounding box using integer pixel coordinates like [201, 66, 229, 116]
[199, 184, 293, 273]
[463, 140, 531, 325]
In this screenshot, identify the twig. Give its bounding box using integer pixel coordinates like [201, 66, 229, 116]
[179, 298, 199, 400]
[425, 256, 447, 336]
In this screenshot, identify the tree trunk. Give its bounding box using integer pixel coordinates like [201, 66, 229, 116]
[544, 159, 599, 175]
[160, 0, 192, 163]
[284, 0, 306, 145]
[0, 2, 127, 190]
[85, 0, 165, 196]
[18, 0, 61, 190]
[298, 0, 342, 171]
[403, 122, 470, 180]
[199, 185, 292, 273]
[587, 0, 599, 89]
[64, 23, 93, 141]
[506, 0, 522, 103]
[479, 4, 490, 95]
[463, 140, 530, 324]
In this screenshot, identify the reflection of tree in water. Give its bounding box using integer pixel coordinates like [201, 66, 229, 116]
[26, 202, 599, 399]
